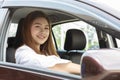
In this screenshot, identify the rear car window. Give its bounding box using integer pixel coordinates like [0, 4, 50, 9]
[52, 21, 99, 50]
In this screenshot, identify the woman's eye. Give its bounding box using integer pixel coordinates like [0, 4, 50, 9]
[35, 26, 40, 28]
[45, 27, 49, 30]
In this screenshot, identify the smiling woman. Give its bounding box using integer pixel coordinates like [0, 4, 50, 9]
[1, 0, 120, 79]
[15, 10, 81, 74]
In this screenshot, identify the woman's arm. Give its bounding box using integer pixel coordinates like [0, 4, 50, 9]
[49, 62, 81, 74]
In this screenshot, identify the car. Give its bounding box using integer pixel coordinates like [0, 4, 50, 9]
[0, 0, 120, 80]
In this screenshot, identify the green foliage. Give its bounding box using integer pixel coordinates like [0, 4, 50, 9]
[52, 25, 61, 49]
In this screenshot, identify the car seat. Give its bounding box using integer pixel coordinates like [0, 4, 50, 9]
[63, 29, 86, 64]
[6, 18, 24, 63]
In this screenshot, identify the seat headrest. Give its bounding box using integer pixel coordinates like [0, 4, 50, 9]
[7, 18, 24, 49]
[64, 29, 86, 51]
[7, 37, 16, 48]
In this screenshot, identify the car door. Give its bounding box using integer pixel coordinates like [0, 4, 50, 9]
[0, 0, 120, 80]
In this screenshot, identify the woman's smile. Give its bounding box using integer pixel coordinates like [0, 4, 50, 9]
[37, 34, 46, 40]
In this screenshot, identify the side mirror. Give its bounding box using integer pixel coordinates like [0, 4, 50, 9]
[81, 49, 120, 80]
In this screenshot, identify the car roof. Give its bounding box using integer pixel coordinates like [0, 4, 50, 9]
[77, 0, 120, 20]
[1, 0, 120, 20]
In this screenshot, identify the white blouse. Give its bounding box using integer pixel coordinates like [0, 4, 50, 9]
[15, 45, 71, 68]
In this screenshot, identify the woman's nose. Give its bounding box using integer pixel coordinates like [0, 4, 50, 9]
[39, 27, 44, 32]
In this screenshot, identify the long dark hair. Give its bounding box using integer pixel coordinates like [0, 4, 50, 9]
[22, 11, 58, 56]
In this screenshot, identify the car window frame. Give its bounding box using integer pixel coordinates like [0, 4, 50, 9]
[0, 8, 10, 62]
[0, 62, 81, 80]
[3, 7, 83, 79]
[1, 0, 120, 79]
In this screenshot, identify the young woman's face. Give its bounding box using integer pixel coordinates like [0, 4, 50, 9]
[31, 17, 50, 46]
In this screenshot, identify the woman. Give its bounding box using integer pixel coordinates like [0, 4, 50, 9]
[15, 11, 80, 74]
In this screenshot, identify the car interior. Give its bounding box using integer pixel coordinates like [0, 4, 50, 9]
[5, 7, 120, 79]
[6, 7, 87, 64]
[6, 18, 24, 63]
[6, 7, 115, 63]
[60, 29, 86, 64]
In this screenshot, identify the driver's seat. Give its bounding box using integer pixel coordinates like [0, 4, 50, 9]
[6, 18, 24, 63]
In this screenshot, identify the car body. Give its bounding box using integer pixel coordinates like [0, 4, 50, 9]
[0, 0, 120, 80]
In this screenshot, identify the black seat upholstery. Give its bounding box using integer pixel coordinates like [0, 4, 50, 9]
[63, 29, 86, 64]
[6, 37, 16, 63]
[6, 18, 24, 63]
[64, 29, 86, 51]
